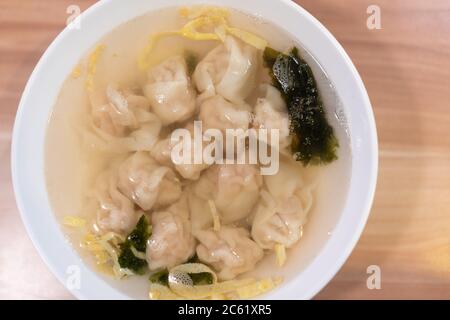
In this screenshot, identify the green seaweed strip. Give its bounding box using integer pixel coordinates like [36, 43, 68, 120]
[149, 269, 169, 286]
[263, 47, 339, 165]
[118, 215, 151, 274]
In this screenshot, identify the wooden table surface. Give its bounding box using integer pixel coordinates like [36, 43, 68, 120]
[1, 0, 449, 299]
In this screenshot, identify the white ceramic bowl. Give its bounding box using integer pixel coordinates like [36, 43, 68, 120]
[12, 0, 378, 299]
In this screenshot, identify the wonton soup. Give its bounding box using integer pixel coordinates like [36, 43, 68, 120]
[45, 6, 351, 299]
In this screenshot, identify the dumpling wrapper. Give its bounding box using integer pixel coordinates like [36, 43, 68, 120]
[150, 123, 211, 181]
[146, 196, 196, 270]
[117, 152, 182, 211]
[199, 95, 251, 133]
[86, 85, 162, 152]
[193, 164, 263, 224]
[143, 55, 197, 125]
[195, 226, 263, 280]
[94, 168, 140, 235]
[253, 84, 291, 150]
[251, 158, 314, 249]
[193, 36, 258, 103]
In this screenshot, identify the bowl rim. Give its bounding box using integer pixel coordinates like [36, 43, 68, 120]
[11, 0, 378, 300]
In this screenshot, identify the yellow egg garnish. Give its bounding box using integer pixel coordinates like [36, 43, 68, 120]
[85, 44, 105, 91]
[274, 243, 287, 267]
[179, 6, 229, 20]
[226, 27, 268, 51]
[62, 215, 86, 228]
[208, 200, 221, 232]
[236, 277, 283, 299]
[138, 7, 267, 70]
[70, 64, 82, 79]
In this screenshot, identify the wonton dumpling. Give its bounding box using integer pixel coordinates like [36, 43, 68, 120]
[89, 85, 162, 152]
[151, 137, 210, 180]
[117, 152, 182, 211]
[187, 189, 214, 233]
[143, 56, 196, 125]
[193, 164, 263, 224]
[94, 171, 140, 235]
[196, 227, 263, 280]
[92, 86, 148, 136]
[150, 123, 211, 180]
[251, 159, 314, 249]
[150, 138, 173, 166]
[193, 36, 258, 103]
[253, 84, 291, 149]
[146, 196, 196, 270]
[199, 95, 251, 133]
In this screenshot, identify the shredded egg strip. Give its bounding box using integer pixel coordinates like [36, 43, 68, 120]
[179, 6, 229, 20]
[138, 7, 267, 70]
[236, 277, 283, 299]
[81, 231, 132, 278]
[62, 216, 86, 228]
[274, 243, 287, 267]
[71, 64, 82, 79]
[130, 246, 147, 260]
[208, 200, 221, 232]
[86, 44, 105, 92]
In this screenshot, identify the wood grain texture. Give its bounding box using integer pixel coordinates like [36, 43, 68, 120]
[0, 0, 449, 299]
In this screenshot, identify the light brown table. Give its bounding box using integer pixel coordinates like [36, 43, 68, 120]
[1, 0, 449, 299]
